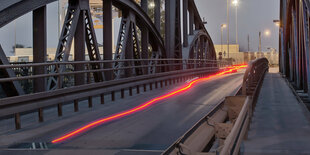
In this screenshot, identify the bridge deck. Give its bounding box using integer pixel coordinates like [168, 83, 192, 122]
[242, 68, 310, 154]
[0, 72, 243, 155]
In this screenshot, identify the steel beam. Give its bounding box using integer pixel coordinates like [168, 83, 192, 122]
[302, 3, 310, 96]
[0, 45, 24, 96]
[47, 0, 103, 90]
[141, 0, 149, 75]
[154, 0, 161, 31]
[183, 0, 188, 47]
[74, 10, 86, 86]
[0, 0, 57, 28]
[103, 0, 113, 80]
[189, 8, 194, 35]
[165, 0, 176, 59]
[33, 6, 47, 93]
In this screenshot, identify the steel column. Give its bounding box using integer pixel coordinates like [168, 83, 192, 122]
[189, 8, 194, 35]
[154, 0, 161, 31]
[183, 0, 188, 47]
[0, 45, 24, 96]
[141, 0, 149, 75]
[33, 6, 47, 93]
[302, 3, 310, 96]
[103, 0, 113, 80]
[165, 0, 176, 60]
[74, 10, 85, 86]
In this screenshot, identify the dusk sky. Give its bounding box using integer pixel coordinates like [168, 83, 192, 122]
[195, 0, 279, 52]
[0, 0, 279, 56]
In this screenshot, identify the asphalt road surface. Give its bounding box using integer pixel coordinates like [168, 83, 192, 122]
[0, 71, 244, 155]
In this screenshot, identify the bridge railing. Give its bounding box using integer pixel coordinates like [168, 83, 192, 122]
[220, 58, 269, 155]
[0, 59, 229, 94]
[0, 59, 229, 130]
[242, 58, 269, 96]
[162, 58, 269, 155]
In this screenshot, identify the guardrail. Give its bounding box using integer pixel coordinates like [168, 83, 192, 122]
[163, 58, 269, 155]
[1, 59, 227, 94]
[0, 59, 230, 130]
[220, 58, 269, 155]
[242, 58, 269, 96]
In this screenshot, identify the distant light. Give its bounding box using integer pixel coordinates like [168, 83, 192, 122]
[221, 24, 227, 28]
[264, 30, 271, 36]
[232, 0, 239, 6]
[149, 2, 155, 8]
[273, 20, 280, 27]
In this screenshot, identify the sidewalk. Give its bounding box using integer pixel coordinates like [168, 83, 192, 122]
[241, 68, 310, 154]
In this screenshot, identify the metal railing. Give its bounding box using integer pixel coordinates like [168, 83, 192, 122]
[0, 59, 230, 130]
[162, 58, 269, 155]
[1, 59, 227, 92]
[220, 58, 269, 155]
[242, 58, 269, 96]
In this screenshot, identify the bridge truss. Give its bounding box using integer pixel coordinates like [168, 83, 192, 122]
[0, 0, 223, 129]
[279, 0, 310, 97]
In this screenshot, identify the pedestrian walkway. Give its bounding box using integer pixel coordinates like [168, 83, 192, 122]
[241, 68, 310, 155]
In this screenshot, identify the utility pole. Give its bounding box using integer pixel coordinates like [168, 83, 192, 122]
[227, 0, 230, 59]
[221, 24, 227, 56]
[259, 31, 262, 58]
[247, 34, 250, 51]
[221, 27, 223, 54]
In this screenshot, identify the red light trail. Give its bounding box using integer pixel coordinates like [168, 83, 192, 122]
[51, 65, 247, 143]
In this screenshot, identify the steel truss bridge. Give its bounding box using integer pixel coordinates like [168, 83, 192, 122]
[279, 0, 310, 97]
[0, 0, 222, 131]
[0, 0, 309, 154]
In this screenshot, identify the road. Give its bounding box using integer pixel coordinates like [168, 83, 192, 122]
[0, 71, 244, 155]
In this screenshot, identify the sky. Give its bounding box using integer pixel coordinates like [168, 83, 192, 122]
[0, 0, 279, 56]
[195, 0, 280, 52]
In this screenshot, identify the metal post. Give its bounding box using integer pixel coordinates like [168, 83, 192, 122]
[154, 0, 161, 31]
[165, 0, 176, 59]
[103, 0, 113, 80]
[101, 94, 105, 104]
[74, 10, 85, 86]
[221, 26, 223, 55]
[141, 0, 149, 75]
[227, 0, 230, 58]
[189, 8, 194, 35]
[183, 0, 188, 47]
[15, 113, 21, 130]
[33, 6, 47, 93]
[235, 5, 238, 44]
[259, 32, 262, 56]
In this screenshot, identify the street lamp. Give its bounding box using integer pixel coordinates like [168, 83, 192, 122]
[232, 0, 239, 44]
[227, 0, 230, 59]
[221, 24, 227, 58]
[149, 2, 155, 8]
[273, 20, 280, 27]
[264, 29, 271, 37]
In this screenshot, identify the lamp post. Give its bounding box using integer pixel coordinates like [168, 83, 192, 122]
[227, 0, 230, 59]
[232, 0, 239, 44]
[221, 24, 227, 57]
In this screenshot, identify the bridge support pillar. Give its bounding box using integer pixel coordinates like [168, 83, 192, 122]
[165, 0, 182, 70]
[74, 10, 86, 86]
[154, 0, 161, 31]
[183, 0, 188, 47]
[189, 8, 194, 35]
[33, 6, 47, 93]
[141, 0, 149, 75]
[103, 0, 113, 80]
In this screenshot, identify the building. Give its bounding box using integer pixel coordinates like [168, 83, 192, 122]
[214, 44, 246, 64]
[9, 47, 104, 62]
[214, 44, 279, 65]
